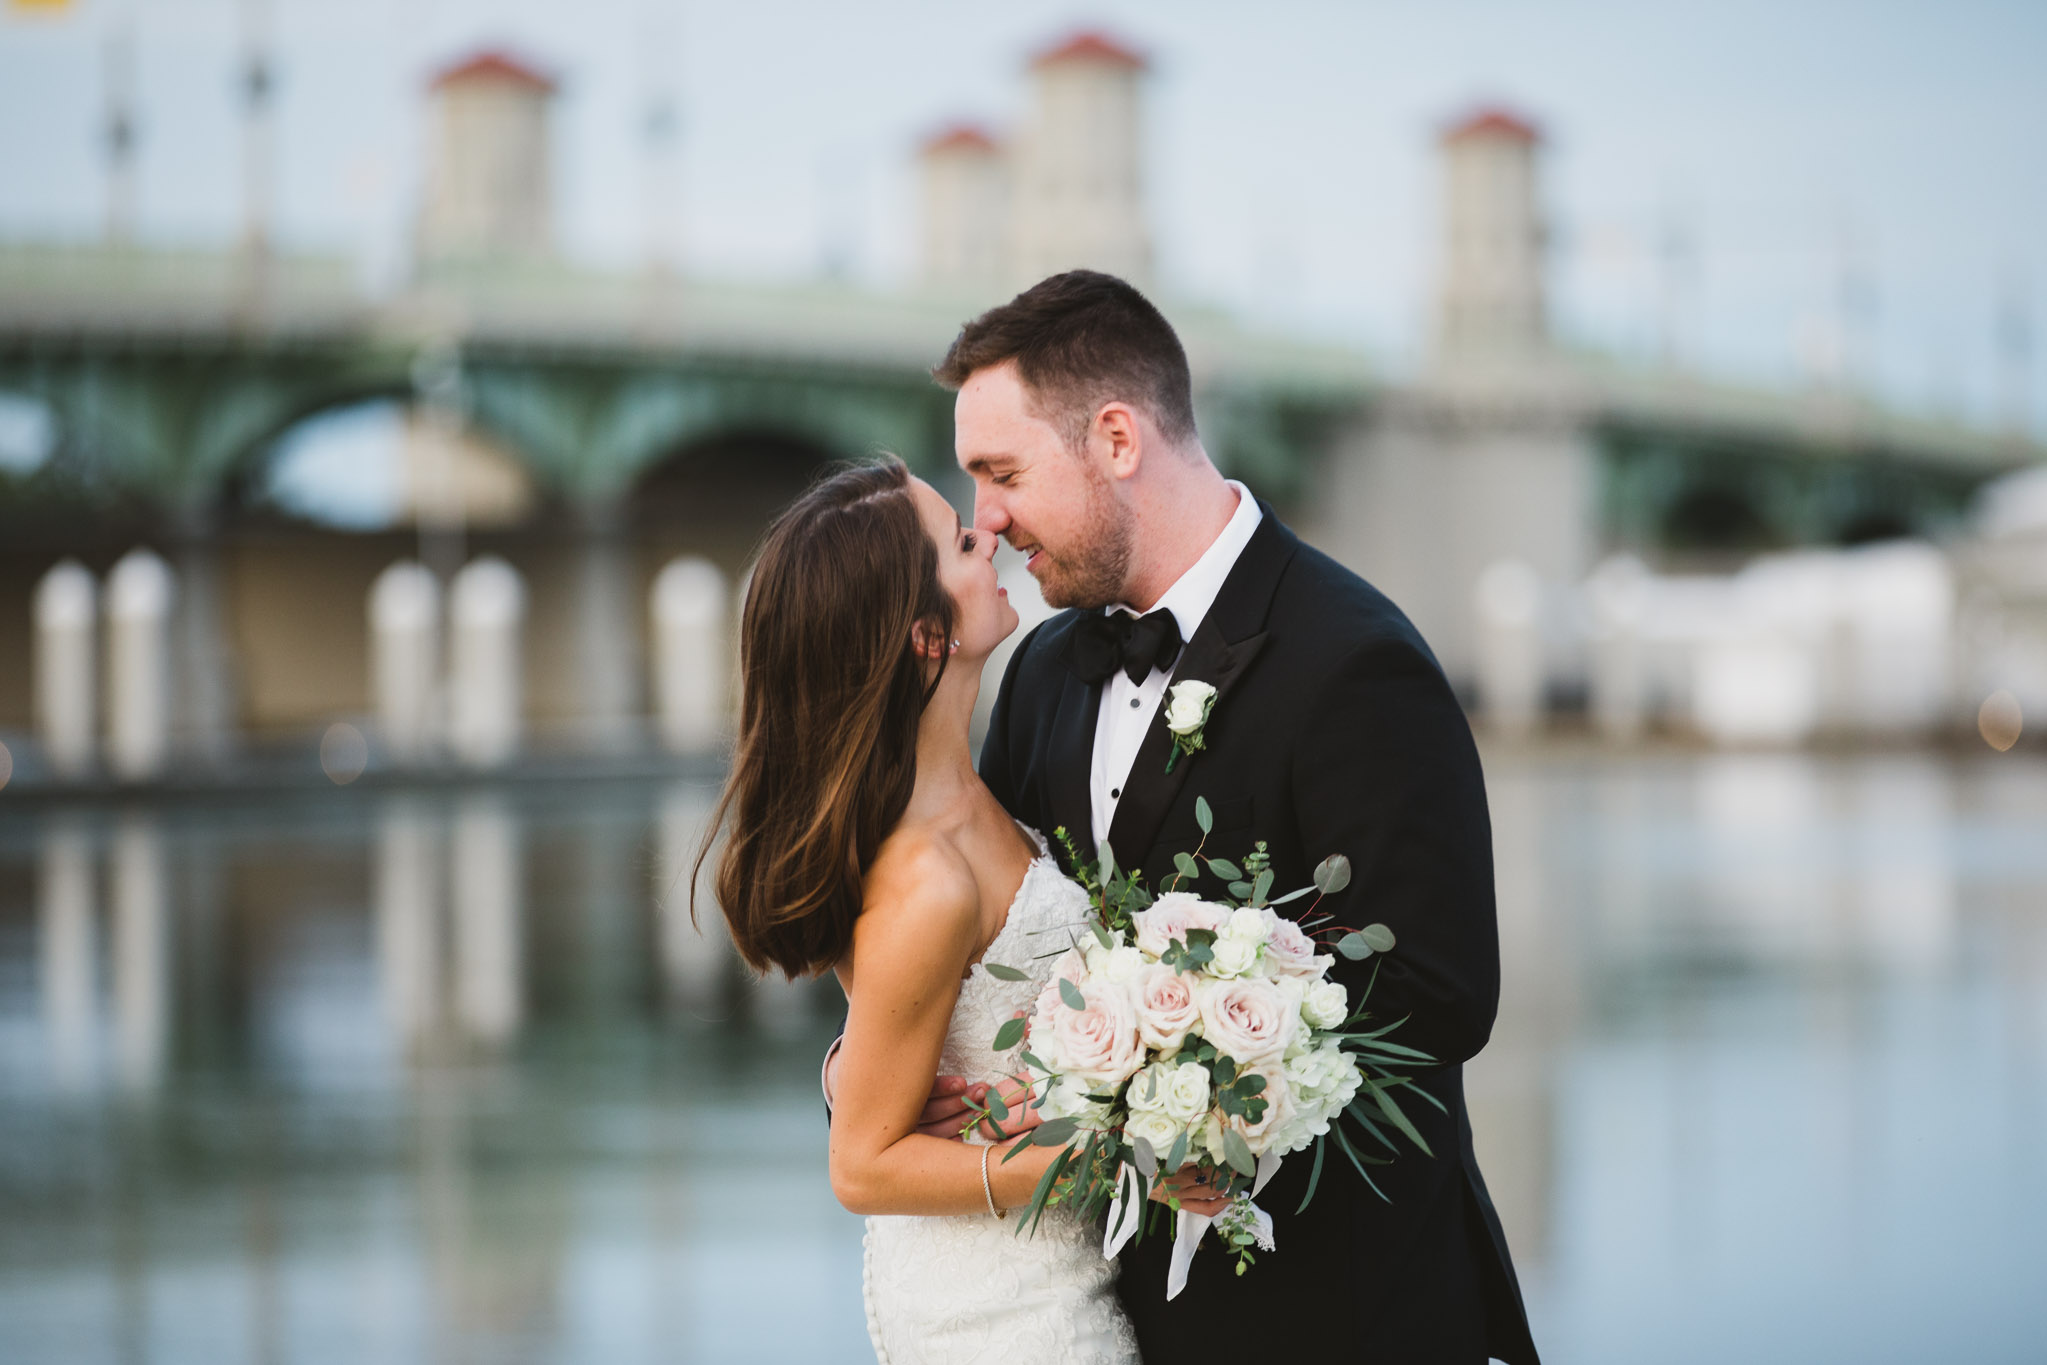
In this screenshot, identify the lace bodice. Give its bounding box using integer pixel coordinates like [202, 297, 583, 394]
[939, 834, 1096, 1095]
[859, 827, 1138, 1365]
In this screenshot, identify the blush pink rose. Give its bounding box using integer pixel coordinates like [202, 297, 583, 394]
[1132, 964, 1202, 1052]
[1262, 915, 1330, 980]
[1132, 893, 1229, 960]
[1046, 980, 1145, 1087]
[1197, 976, 1296, 1067]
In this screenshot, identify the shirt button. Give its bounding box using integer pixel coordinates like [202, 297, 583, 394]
[1110, 787, 1121, 799]
[1130, 698, 1141, 708]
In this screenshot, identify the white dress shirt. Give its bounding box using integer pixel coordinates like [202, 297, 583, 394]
[1089, 482, 1263, 847]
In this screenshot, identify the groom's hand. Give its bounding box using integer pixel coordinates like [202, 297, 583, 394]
[913, 1076, 975, 1137]
[1151, 1166, 1232, 1219]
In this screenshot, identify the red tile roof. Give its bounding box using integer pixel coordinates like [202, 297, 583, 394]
[1442, 106, 1541, 144]
[429, 50, 558, 94]
[1031, 30, 1147, 71]
[921, 123, 1002, 156]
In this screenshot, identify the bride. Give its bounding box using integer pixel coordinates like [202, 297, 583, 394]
[696, 457, 1159, 1362]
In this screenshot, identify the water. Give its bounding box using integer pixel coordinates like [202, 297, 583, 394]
[0, 752, 2042, 1364]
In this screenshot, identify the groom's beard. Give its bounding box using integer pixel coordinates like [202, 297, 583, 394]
[1023, 466, 1132, 611]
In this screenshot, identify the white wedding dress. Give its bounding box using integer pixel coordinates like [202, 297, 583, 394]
[860, 829, 1140, 1365]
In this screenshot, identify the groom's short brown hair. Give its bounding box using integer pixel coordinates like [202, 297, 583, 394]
[933, 270, 1199, 451]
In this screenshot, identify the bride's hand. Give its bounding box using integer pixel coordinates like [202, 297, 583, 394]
[1149, 1165, 1232, 1218]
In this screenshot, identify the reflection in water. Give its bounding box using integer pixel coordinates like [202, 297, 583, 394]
[452, 796, 521, 1044]
[111, 816, 169, 1095]
[0, 758, 2043, 1364]
[36, 818, 97, 1093]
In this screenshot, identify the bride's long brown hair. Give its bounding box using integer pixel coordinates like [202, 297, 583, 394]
[695, 457, 955, 979]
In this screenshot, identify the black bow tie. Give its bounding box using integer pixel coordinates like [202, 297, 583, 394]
[1070, 608, 1185, 686]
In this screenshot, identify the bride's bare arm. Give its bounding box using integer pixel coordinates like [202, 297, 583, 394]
[828, 835, 1057, 1216]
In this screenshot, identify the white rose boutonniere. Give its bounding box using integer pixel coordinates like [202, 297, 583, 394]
[1162, 679, 1217, 773]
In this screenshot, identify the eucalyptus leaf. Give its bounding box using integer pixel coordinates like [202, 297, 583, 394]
[1033, 1116, 1081, 1147]
[1228, 881, 1253, 900]
[1268, 885, 1313, 905]
[1098, 841, 1118, 885]
[1206, 858, 1242, 881]
[1173, 851, 1201, 881]
[1091, 921, 1113, 950]
[1194, 796, 1213, 834]
[1165, 1130, 1189, 1172]
[1222, 1128, 1257, 1178]
[992, 1017, 1027, 1052]
[1313, 855, 1352, 896]
[1359, 923, 1397, 954]
[1337, 932, 1373, 960]
[1251, 869, 1274, 906]
[986, 1090, 1010, 1122]
[1059, 978, 1087, 1012]
[981, 962, 1030, 982]
[1131, 1136, 1158, 1180]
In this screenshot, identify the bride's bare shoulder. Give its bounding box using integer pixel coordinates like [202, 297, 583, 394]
[856, 825, 981, 953]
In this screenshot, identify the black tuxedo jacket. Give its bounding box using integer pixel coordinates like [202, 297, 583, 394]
[980, 508, 1540, 1363]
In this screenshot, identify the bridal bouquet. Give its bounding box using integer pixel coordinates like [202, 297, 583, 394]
[972, 798, 1437, 1299]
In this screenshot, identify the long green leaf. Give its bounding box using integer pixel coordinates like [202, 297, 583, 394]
[1032, 1116, 1081, 1146]
[1021, 1145, 1073, 1233]
[1345, 1098, 1399, 1153]
[1295, 1134, 1328, 1215]
[1396, 1078, 1449, 1115]
[981, 962, 1030, 982]
[1251, 869, 1274, 906]
[1332, 1122, 1390, 1203]
[1372, 1085, 1434, 1158]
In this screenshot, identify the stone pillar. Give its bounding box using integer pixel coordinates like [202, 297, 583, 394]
[574, 503, 642, 751]
[34, 560, 98, 779]
[369, 561, 443, 764]
[447, 557, 524, 768]
[451, 796, 521, 1045]
[651, 557, 728, 754]
[657, 782, 730, 1011]
[105, 549, 175, 782]
[170, 509, 237, 768]
[1474, 559, 1544, 737]
[111, 816, 169, 1094]
[1586, 555, 1650, 742]
[375, 796, 440, 1052]
[38, 819, 99, 1092]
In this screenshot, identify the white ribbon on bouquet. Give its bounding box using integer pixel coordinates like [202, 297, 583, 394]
[1104, 1149, 1284, 1299]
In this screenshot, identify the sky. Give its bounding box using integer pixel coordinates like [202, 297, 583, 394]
[1, 0, 2044, 435]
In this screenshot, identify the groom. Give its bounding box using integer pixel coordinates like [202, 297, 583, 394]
[935, 270, 1539, 1362]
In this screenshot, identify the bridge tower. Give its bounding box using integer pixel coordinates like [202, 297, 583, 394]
[1434, 108, 1547, 362]
[418, 51, 558, 265]
[1011, 31, 1151, 288]
[917, 124, 1008, 295]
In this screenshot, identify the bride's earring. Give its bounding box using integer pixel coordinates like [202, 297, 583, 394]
[949, 638, 961, 654]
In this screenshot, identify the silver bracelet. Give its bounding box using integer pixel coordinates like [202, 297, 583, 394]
[980, 1143, 1006, 1220]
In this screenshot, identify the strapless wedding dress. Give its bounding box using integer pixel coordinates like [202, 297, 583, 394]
[860, 829, 1140, 1365]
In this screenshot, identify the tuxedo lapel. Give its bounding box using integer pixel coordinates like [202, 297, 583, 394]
[1104, 509, 1300, 864]
[1046, 625, 1104, 867]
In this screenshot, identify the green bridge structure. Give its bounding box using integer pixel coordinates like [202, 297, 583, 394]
[0, 240, 2037, 765]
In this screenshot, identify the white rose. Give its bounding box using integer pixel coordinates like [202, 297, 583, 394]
[1197, 976, 1295, 1067]
[1132, 894, 1229, 960]
[1262, 915, 1329, 980]
[1222, 906, 1274, 944]
[1209, 935, 1260, 979]
[1301, 979, 1350, 1031]
[1132, 964, 1202, 1052]
[1123, 1107, 1182, 1157]
[1163, 679, 1216, 736]
[1045, 980, 1145, 1087]
[1155, 1060, 1212, 1124]
[1090, 944, 1147, 986]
